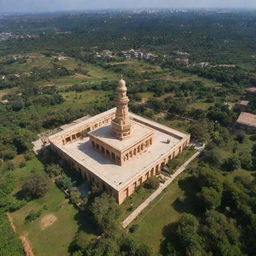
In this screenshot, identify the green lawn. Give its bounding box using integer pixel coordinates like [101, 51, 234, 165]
[130, 172, 197, 256]
[120, 186, 156, 219]
[10, 157, 97, 256]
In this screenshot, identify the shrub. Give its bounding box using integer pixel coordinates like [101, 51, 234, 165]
[144, 176, 160, 189]
[224, 156, 241, 171]
[56, 174, 74, 190]
[25, 209, 42, 224]
[250, 134, 256, 141]
[73, 231, 92, 251]
[45, 164, 62, 178]
[129, 224, 139, 233]
[239, 152, 253, 170]
[22, 174, 49, 199]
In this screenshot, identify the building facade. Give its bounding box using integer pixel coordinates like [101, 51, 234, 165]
[49, 79, 190, 204]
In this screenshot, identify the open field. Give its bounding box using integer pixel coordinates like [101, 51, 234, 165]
[130, 172, 197, 256]
[0, 87, 17, 100]
[10, 157, 97, 256]
[109, 59, 163, 73]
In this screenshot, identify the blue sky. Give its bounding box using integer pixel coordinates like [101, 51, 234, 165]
[0, 0, 255, 13]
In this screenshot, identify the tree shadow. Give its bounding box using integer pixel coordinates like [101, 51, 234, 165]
[160, 223, 180, 255]
[68, 209, 100, 254]
[14, 189, 27, 201]
[36, 146, 83, 186]
[160, 175, 201, 255]
[172, 175, 201, 216]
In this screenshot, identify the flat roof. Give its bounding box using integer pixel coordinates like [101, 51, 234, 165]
[49, 108, 116, 139]
[238, 100, 249, 106]
[88, 122, 153, 152]
[236, 112, 256, 128]
[49, 108, 188, 141]
[50, 108, 190, 191]
[60, 126, 181, 191]
[246, 88, 256, 93]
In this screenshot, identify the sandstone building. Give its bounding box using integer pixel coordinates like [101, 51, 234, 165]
[49, 79, 190, 204]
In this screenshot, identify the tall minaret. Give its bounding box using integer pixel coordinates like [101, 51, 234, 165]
[111, 79, 133, 140]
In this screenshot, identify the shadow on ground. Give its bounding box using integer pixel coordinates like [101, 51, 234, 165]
[172, 175, 200, 215]
[68, 210, 100, 254]
[160, 175, 200, 255]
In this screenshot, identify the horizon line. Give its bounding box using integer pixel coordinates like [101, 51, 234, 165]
[1, 7, 256, 15]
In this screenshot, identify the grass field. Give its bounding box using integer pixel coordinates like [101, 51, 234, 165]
[130, 171, 197, 256]
[120, 186, 156, 219]
[10, 157, 97, 256]
[109, 59, 162, 73]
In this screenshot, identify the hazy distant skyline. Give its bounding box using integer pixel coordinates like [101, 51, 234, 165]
[0, 0, 256, 13]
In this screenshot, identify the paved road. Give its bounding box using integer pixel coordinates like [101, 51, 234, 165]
[122, 150, 202, 228]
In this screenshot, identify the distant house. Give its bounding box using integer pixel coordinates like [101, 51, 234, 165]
[121, 49, 157, 60]
[246, 88, 256, 95]
[173, 50, 190, 58]
[216, 64, 236, 68]
[123, 53, 131, 59]
[236, 112, 256, 131]
[175, 58, 189, 66]
[1, 99, 9, 104]
[194, 62, 209, 68]
[102, 50, 113, 58]
[235, 100, 249, 110]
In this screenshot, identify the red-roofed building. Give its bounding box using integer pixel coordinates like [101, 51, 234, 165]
[236, 112, 256, 131]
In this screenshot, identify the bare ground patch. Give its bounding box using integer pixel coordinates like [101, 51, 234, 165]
[20, 235, 35, 256]
[74, 73, 90, 79]
[40, 214, 57, 230]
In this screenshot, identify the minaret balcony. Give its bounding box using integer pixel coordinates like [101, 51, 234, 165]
[111, 120, 132, 131]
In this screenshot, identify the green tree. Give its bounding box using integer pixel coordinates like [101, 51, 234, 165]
[176, 214, 204, 256]
[239, 152, 253, 170]
[56, 174, 74, 190]
[22, 174, 49, 199]
[144, 176, 160, 189]
[197, 187, 222, 210]
[45, 164, 62, 178]
[203, 146, 222, 167]
[73, 231, 92, 251]
[224, 156, 241, 171]
[189, 121, 210, 143]
[90, 193, 122, 232]
[202, 210, 242, 256]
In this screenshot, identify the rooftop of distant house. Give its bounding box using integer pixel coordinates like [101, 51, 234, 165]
[246, 88, 256, 94]
[236, 100, 249, 106]
[236, 112, 256, 128]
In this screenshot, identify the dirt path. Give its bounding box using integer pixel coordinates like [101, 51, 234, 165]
[6, 212, 35, 256]
[122, 149, 203, 228]
[6, 212, 16, 233]
[20, 236, 35, 256]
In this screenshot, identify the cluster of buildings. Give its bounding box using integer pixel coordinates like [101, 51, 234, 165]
[0, 32, 38, 41]
[48, 79, 190, 204]
[95, 49, 158, 60]
[120, 49, 158, 60]
[170, 51, 235, 69]
[235, 88, 256, 131]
